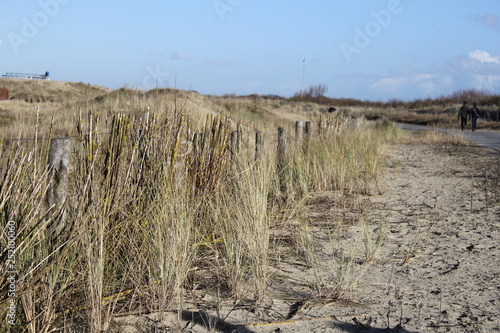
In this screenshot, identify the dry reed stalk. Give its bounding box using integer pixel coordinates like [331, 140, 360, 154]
[186, 115, 232, 194]
[71, 112, 134, 332]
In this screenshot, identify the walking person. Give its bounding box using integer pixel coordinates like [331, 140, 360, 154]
[470, 102, 480, 131]
[458, 101, 470, 131]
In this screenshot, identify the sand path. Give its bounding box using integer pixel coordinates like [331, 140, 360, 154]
[236, 143, 500, 332]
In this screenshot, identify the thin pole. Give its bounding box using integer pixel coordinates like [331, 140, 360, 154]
[301, 57, 306, 99]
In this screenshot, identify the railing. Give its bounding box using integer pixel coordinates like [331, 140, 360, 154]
[1, 72, 50, 80]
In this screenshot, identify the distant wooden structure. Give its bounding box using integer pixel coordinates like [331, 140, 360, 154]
[0, 87, 9, 101]
[1, 72, 50, 80]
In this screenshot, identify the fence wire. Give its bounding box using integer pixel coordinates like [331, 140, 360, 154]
[0, 133, 111, 159]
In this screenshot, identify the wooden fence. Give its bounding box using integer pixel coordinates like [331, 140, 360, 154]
[2, 115, 362, 240]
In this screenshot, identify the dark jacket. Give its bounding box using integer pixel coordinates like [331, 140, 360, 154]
[470, 106, 480, 119]
[459, 104, 470, 119]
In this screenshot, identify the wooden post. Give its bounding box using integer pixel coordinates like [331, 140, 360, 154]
[277, 127, 287, 192]
[277, 127, 287, 166]
[295, 121, 303, 144]
[230, 131, 238, 161]
[320, 121, 327, 135]
[356, 117, 363, 129]
[305, 121, 313, 136]
[255, 131, 262, 161]
[304, 121, 312, 153]
[46, 138, 70, 246]
[47, 138, 70, 210]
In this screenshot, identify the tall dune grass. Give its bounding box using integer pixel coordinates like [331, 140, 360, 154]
[210, 154, 274, 300]
[280, 118, 397, 200]
[0, 91, 398, 331]
[147, 182, 199, 319]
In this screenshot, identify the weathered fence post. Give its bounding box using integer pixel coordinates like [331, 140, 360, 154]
[46, 138, 70, 246]
[277, 127, 287, 192]
[304, 121, 313, 153]
[305, 121, 313, 136]
[255, 131, 262, 161]
[319, 121, 327, 135]
[356, 117, 363, 129]
[277, 127, 287, 166]
[230, 131, 239, 161]
[295, 121, 303, 144]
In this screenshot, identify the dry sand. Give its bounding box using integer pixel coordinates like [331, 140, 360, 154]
[115, 139, 500, 333]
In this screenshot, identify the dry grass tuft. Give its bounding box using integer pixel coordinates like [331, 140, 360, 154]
[401, 129, 471, 147]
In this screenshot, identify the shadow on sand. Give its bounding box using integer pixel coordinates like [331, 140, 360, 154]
[181, 310, 418, 333]
[181, 310, 256, 333]
[335, 322, 416, 333]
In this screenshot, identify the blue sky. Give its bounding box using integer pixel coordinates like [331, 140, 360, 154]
[1, 0, 500, 101]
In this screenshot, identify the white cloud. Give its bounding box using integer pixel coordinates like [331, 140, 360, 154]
[171, 51, 192, 61]
[339, 51, 500, 101]
[468, 50, 500, 64]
